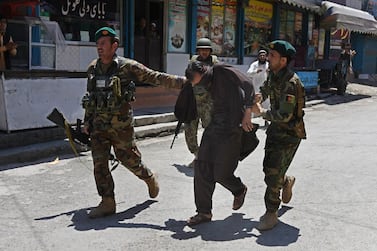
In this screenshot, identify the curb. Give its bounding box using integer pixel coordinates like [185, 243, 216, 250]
[0, 99, 325, 166]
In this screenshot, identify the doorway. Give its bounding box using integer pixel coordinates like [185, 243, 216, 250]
[134, 0, 164, 71]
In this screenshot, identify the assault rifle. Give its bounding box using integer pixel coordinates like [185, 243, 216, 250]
[47, 108, 119, 171]
[47, 108, 90, 147]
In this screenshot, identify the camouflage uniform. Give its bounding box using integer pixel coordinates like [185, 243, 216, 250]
[83, 56, 185, 198]
[260, 67, 306, 213]
[184, 55, 218, 156]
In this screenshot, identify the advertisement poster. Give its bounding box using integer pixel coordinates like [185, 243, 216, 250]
[211, 4, 224, 55]
[223, 5, 236, 56]
[168, 0, 187, 53]
[244, 0, 273, 55]
[197, 0, 211, 39]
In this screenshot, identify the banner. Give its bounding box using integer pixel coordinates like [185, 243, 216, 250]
[41, 0, 117, 20]
[168, 0, 187, 52]
[197, 0, 211, 39]
[245, 0, 273, 25]
[223, 5, 236, 56]
[211, 5, 224, 54]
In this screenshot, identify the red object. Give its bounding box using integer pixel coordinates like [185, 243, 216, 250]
[0, 0, 39, 18]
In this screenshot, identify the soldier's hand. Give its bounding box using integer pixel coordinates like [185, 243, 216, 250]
[254, 93, 262, 104]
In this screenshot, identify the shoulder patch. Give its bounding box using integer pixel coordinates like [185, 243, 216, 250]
[285, 94, 295, 103]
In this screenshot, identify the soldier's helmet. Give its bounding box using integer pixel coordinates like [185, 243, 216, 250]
[196, 38, 212, 51]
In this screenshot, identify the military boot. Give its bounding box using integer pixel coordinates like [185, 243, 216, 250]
[257, 211, 278, 231]
[88, 197, 116, 219]
[282, 176, 296, 204]
[144, 175, 159, 198]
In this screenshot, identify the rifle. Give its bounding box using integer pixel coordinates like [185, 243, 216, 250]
[171, 83, 197, 149]
[170, 121, 183, 149]
[47, 108, 120, 171]
[47, 108, 90, 148]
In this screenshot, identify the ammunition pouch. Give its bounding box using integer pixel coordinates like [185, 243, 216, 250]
[82, 80, 136, 114]
[84, 58, 136, 114]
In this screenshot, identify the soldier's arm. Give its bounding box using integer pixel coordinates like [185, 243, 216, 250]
[121, 59, 187, 89]
[261, 80, 297, 123]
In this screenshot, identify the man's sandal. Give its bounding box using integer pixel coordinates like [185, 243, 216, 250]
[187, 213, 212, 226]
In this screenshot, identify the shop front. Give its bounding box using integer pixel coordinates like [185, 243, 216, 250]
[1, 0, 344, 132]
[187, 0, 322, 91]
[273, 0, 321, 92]
[0, 0, 124, 131]
[319, 1, 377, 77]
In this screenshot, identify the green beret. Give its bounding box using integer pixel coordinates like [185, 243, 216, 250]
[268, 40, 296, 58]
[95, 27, 118, 42]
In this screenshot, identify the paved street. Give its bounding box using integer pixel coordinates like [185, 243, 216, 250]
[1, 83, 377, 251]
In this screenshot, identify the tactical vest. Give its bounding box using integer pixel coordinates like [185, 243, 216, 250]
[82, 57, 136, 114]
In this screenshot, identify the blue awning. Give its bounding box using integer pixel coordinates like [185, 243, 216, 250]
[321, 1, 377, 34]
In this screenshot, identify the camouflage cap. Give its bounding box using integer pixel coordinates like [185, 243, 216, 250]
[95, 27, 118, 42]
[268, 40, 296, 58]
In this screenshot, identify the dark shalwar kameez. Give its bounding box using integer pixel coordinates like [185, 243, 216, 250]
[194, 64, 255, 214]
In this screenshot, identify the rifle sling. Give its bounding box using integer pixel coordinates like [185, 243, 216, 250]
[64, 121, 79, 157]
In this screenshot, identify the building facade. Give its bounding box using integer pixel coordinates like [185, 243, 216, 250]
[1, 0, 377, 74]
[1, 0, 377, 131]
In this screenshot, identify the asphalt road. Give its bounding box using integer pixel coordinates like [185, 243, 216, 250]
[1, 83, 377, 251]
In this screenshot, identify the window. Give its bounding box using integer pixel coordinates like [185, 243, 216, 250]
[279, 9, 303, 47]
[197, 0, 237, 56]
[40, 0, 121, 43]
[243, 0, 273, 56]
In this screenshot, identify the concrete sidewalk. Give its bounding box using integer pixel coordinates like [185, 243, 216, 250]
[0, 93, 328, 166]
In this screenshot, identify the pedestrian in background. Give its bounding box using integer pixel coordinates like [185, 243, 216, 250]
[82, 27, 187, 218]
[184, 61, 255, 226]
[246, 49, 270, 125]
[184, 38, 219, 168]
[252, 40, 306, 231]
[0, 15, 17, 70]
[339, 42, 356, 81]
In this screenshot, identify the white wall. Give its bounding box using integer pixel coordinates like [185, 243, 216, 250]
[0, 77, 86, 131]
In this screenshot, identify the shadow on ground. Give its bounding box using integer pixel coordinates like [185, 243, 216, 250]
[35, 203, 299, 246]
[166, 210, 300, 246]
[320, 92, 371, 105]
[172, 163, 194, 177]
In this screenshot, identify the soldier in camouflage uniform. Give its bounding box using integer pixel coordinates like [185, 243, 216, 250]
[252, 40, 306, 230]
[82, 27, 186, 218]
[185, 38, 219, 168]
